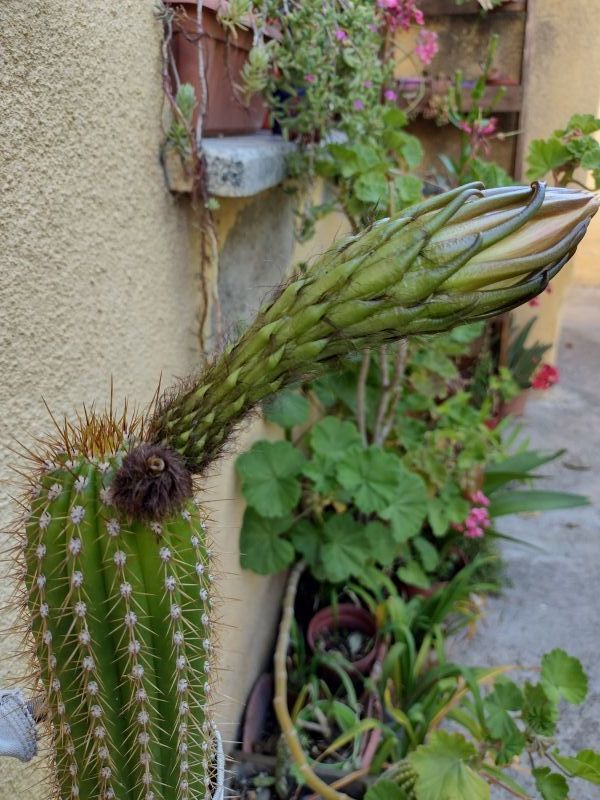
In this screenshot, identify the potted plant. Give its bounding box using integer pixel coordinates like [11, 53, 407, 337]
[165, 0, 277, 135]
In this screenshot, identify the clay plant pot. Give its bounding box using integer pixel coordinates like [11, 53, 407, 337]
[166, 0, 274, 136]
[500, 389, 530, 419]
[307, 604, 379, 676]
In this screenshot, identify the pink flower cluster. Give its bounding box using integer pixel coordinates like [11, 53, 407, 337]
[415, 29, 439, 66]
[378, 0, 424, 31]
[458, 117, 498, 137]
[532, 363, 559, 391]
[454, 491, 491, 539]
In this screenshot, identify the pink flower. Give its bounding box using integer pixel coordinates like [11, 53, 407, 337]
[335, 29, 348, 41]
[532, 363, 559, 391]
[304, 73, 316, 84]
[384, 89, 397, 102]
[469, 491, 490, 508]
[458, 120, 472, 135]
[528, 297, 541, 307]
[415, 29, 438, 65]
[381, 0, 424, 31]
[353, 99, 365, 111]
[479, 116, 498, 136]
[363, 80, 374, 89]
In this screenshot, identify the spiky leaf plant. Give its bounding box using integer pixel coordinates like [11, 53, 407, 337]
[14, 182, 597, 800]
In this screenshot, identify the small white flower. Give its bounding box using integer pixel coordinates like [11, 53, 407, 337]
[74, 601, 87, 618]
[124, 610, 137, 628]
[39, 602, 49, 618]
[82, 656, 95, 672]
[159, 547, 171, 563]
[87, 681, 99, 696]
[106, 519, 120, 538]
[90, 705, 102, 719]
[113, 550, 126, 568]
[39, 511, 52, 530]
[36, 543, 47, 559]
[70, 506, 85, 525]
[68, 537, 82, 556]
[48, 483, 62, 500]
[74, 476, 89, 494]
[120, 582, 132, 599]
[71, 571, 84, 588]
[170, 604, 182, 621]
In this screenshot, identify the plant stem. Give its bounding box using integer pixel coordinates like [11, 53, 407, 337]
[273, 561, 352, 800]
[357, 351, 371, 447]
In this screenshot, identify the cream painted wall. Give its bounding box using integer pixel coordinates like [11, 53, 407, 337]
[0, 2, 285, 796]
[512, 0, 600, 358]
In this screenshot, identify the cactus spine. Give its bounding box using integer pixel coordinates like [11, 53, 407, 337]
[15, 182, 597, 800]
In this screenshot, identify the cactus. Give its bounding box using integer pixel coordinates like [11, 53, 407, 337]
[14, 182, 597, 800]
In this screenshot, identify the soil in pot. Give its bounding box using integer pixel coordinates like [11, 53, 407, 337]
[307, 604, 379, 675]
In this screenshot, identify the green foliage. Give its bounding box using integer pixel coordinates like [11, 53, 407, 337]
[235, 440, 305, 517]
[526, 113, 600, 187]
[541, 648, 589, 705]
[166, 83, 196, 157]
[507, 317, 551, 390]
[533, 767, 569, 800]
[409, 732, 490, 800]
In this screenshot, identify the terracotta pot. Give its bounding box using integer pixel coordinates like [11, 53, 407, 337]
[500, 389, 530, 419]
[242, 672, 273, 754]
[307, 604, 379, 676]
[166, 0, 273, 136]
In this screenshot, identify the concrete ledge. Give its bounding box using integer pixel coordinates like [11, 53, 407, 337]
[204, 134, 294, 197]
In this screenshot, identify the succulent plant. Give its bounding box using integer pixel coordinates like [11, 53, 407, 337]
[14, 182, 597, 800]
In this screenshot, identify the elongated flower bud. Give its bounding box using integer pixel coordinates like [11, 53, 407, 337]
[148, 182, 597, 477]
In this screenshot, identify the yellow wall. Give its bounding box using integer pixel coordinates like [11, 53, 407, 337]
[511, 0, 600, 356]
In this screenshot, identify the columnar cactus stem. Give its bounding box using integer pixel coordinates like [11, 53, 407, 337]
[24, 443, 217, 800]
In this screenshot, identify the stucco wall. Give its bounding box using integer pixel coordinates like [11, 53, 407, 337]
[512, 0, 600, 355]
[0, 2, 285, 795]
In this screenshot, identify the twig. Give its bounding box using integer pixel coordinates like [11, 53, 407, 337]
[273, 561, 352, 800]
[357, 351, 371, 447]
[374, 339, 408, 446]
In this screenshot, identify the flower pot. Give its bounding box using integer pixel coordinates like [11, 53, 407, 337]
[500, 389, 530, 419]
[166, 0, 272, 136]
[307, 604, 379, 676]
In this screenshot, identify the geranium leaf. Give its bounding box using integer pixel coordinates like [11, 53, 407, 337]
[408, 731, 489, 800]
[541, 649, 588, 704]
[526, 138, 571, 180]
[310, 416, 362, 461]
[380, 467, 428, 541]
[366, 521, 399, 566]
[397, 560, 430, 590]
[239, 509, 295, 574]
[553, 750, 600, 785]
[532, 767, 569, 800]
[319, 513, 370, 583]
[522, 682, 558, 736]
[236, 440, 305, 517]
[263, 389, 310, 428]
[365, 779, 408, 800]
[337, 447, 405, 514]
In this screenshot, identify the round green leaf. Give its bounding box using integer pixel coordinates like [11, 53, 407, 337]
[337, 447, 407, 515]
[236, 440, 305, 517]
[409, 732, 490, 800]
[541, 649, 588, 705]
[380, 468, 428, 542]
[239, 509, 295, 575]
[532, 767, 569, 800]
[310, 417, 362, 461]
[263, 389, 310, 429]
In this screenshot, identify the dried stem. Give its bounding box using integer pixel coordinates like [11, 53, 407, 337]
[373, 339, 408, 446]
[356, 351, 371, 447]
[273, 561, 351, 800]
